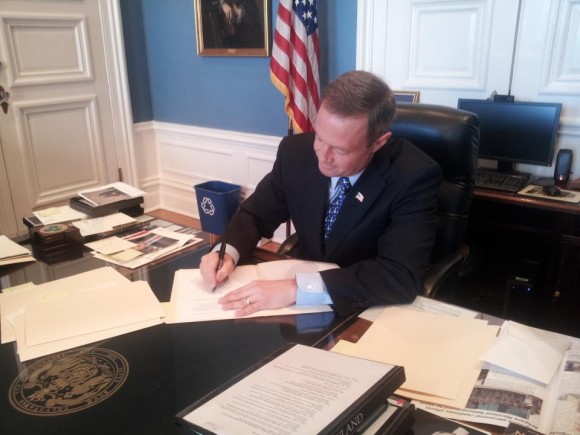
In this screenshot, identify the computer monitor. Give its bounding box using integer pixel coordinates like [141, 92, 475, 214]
[457, 99, 562, 173]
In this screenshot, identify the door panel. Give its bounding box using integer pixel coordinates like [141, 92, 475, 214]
[13, 95, 106, 205]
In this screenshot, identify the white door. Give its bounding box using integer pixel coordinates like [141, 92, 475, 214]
[0, 0, 136, 237]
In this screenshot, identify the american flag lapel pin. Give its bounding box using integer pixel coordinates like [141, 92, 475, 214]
[356, 192, 364, 203]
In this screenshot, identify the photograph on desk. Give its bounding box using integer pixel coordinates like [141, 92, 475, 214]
[411, 408, 489, 435]
[86, 226, 203, 269]
[78, 182, 145, 207]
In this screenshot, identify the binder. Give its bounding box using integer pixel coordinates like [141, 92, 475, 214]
[176, 343, 405, 435]
[69, 195, 144, 218]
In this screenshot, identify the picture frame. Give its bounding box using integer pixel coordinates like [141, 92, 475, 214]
[194, 0, 271, 57]
[393, 90, 420, 103]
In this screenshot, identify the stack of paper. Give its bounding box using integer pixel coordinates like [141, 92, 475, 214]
[0, 267, 165, 361]
[331, 305, 499, 408]
[0, 235, 35, 266]
[73, 212, 137, 237]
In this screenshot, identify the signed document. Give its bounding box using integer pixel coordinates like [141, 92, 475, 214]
[176, 344, 405, 435]
[164, 259, 337, 323]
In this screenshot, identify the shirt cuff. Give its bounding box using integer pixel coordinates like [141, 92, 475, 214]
[211, 243, 240, 265]
[295, 272, 333, 305]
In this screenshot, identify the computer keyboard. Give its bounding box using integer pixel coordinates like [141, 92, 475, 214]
[475, 170, 530, 193]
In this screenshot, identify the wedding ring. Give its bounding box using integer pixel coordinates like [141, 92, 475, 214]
[246, 297, 252, 306]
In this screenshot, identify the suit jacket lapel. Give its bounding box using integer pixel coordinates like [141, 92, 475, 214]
[291, 149, 329, 256]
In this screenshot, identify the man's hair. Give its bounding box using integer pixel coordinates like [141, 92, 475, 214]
[321, 71, 397, 146]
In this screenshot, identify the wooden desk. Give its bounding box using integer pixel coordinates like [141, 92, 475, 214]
[450, 187, 580, 338]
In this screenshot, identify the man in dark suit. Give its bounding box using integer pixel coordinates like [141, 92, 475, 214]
[200, 71, 442, 316]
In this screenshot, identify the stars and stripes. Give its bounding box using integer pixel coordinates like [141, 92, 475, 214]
[270, 0, 320, 133]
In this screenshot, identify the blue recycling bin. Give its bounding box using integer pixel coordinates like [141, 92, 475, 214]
[194, 181, 241, 235]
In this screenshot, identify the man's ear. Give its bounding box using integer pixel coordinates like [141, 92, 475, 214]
[372, 131, 392, 152]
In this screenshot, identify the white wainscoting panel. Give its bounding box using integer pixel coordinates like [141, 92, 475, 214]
[133, 121, 291, 242]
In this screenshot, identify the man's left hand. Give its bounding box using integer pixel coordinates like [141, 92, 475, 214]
[218, 279, 297, 317]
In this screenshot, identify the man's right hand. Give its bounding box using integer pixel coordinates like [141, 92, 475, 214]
[199, 251, 235, 290]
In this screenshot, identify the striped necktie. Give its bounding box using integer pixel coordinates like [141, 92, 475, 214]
[324, 177, 351, 243]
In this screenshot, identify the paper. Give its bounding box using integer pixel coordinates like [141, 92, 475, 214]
[32, 205, 87, 225]
[481, 320, 571, 384]
[73, 212, 136, 236]
[331, 306, 499, 402]
[518, 184, 580, 204]
[85, 236, 137, 255]
[164, 259, 336, 323]
[181, 344, 396, 435]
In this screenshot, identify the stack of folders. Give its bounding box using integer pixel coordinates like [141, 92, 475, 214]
[0, 267, 165, 362]
[176, 343, 407, 435]
[70, 182, 145, 218]
[0, 235, 35, 266]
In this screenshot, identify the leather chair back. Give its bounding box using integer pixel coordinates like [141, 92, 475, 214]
[389, 103, 479, 263]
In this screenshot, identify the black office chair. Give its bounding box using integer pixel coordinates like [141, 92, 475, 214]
[390, 103, 479, 298]
[278, 102, 480, 299]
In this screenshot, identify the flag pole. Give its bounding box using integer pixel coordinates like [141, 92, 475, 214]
[286, 115, 293, 238]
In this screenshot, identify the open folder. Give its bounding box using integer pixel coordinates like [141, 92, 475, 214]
[332, 306, 499, 408]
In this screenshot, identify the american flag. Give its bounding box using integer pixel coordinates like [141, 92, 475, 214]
[270, 0, 320, 133]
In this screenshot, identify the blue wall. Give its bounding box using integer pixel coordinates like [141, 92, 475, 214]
[120, 0, 357, 136]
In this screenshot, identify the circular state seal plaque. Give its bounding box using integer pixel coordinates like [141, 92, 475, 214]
[9, 347, 129, 416]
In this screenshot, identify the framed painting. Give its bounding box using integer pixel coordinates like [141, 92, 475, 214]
[195, 0, 271, 57]
[393, 90, 420, 103]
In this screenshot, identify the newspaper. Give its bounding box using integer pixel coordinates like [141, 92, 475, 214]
[89, 227, 204, 269]
[414, 340, 580, 434]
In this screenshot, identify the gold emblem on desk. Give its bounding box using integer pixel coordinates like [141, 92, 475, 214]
[9, 348, 129, 416]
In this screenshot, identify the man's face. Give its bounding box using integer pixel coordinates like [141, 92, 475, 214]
[313, 104, 390, 178]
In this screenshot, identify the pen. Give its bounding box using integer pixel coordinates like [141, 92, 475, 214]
[217, 241, 226, 271]
[213, 242, 227, 292]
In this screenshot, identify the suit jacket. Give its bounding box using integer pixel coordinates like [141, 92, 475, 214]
[222, 132, 443, 315]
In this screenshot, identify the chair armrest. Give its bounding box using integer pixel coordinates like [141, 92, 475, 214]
[277, 233, 300, 256]
[422, 244, 469, 299]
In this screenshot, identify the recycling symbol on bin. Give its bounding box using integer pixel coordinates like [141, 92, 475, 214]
[200, 197, 216, 216]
